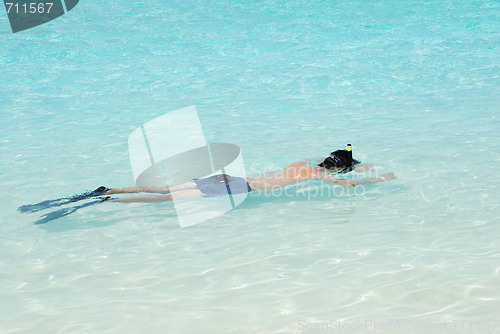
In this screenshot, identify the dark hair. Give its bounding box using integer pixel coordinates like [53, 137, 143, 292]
[318, 150, 360, 173]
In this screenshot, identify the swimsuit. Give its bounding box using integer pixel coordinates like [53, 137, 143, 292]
[193, 174, 252, 197]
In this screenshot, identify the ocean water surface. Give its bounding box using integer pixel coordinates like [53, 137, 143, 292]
[1, 0, 499, 333]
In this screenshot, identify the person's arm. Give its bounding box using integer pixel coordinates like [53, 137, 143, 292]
[315, 171, 396, 187]
[303, 158, 324, 166]
[351, 172, 396, 185]
[314, 171, 356, 187]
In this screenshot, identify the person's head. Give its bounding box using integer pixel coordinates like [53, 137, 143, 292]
[318, 149, 360, 173]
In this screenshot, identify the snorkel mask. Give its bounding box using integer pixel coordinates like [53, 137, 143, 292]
[320, 144, 359, 173]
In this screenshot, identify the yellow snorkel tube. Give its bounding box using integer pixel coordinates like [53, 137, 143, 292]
[347, 144, 353, 167]
[346, 144, 355, 186]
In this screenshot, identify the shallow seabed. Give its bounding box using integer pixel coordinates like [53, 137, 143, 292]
[1, 0, 499, 333]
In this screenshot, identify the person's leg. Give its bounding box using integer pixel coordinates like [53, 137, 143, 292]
[107, 189, 204, 203]
[103, 182, 197, 195]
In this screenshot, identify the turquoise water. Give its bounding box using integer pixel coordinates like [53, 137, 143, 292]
[1, 0, 499, 333]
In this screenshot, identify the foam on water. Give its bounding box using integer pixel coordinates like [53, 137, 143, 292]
[1, 0, 499, 333]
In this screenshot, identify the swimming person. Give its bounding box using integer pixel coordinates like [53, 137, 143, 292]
[99, 145, 396, 203]
[19, 145, 396, 223]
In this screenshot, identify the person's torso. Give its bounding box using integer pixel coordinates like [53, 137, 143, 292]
[246, 161, 320, 190]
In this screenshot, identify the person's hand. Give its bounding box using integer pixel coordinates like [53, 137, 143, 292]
[380, 172, 396, 181]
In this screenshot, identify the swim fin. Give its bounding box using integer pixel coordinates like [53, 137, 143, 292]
[18, 186, 110, 214]
[33, 197, 112, 225]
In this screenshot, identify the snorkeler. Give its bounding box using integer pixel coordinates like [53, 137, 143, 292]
[98, 144, 396, 203]
[18, 144, 396, 222]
